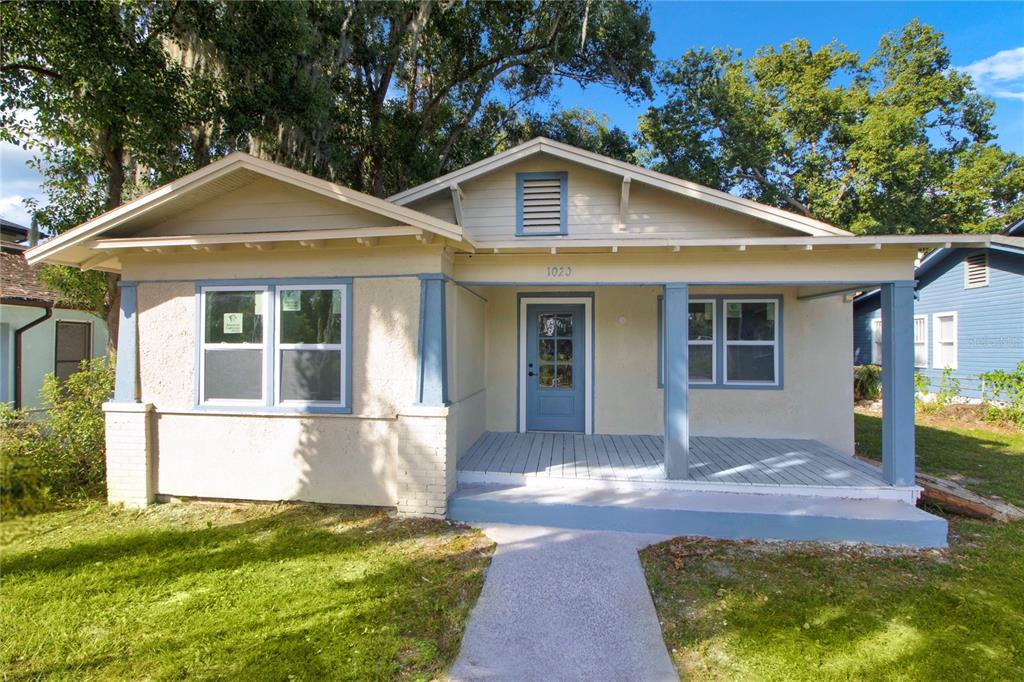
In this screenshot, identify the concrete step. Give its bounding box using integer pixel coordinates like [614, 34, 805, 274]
[449, 484, 948, 548]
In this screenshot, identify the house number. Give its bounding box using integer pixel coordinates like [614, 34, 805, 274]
[546, 266, 573, 278]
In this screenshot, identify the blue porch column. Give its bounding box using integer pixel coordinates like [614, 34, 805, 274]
[113, 282, 139, 402]
[880, 281, 916, 486]
[663, 283, 689, 479]
[415, 274, 449, 406]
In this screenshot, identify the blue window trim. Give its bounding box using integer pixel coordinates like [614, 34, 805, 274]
[658, 294, 784, 390]
[193, 277, 354, 414]
[516, 171, 568, 237]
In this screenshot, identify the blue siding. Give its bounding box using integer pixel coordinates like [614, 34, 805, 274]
[854, 249, 1024, 399]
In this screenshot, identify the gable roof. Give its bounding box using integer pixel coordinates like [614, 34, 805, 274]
[25, 152, 466, 269]
[389, 137, 853, 238]
[1, 250, 57, 306]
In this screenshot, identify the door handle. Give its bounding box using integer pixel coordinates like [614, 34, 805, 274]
[528, 371, 536, 377]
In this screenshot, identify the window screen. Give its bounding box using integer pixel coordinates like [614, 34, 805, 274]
[55, 321, 91, 382]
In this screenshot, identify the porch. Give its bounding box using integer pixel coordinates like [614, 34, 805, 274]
[457, 431, 913, 502]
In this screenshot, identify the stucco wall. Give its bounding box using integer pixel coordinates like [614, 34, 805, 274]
[0, 305, 108, 410]
[479, 285, 855, 455]
[132, 251, 429, 505]
[446, 282, 487, 460]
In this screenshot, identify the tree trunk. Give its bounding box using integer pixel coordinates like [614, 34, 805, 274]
[101, 134, 126, 353]
[105, 273, 120, 355]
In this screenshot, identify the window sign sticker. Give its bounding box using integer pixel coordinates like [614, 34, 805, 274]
[254, 291, 264, 314]
[281, 290, 302, 312]
[766, 305, 774, 321]
[704, 302, 713, 318]
[332, 290, 342, 315]
[223, 312, 244, 335]
[727, 302, 741, 318]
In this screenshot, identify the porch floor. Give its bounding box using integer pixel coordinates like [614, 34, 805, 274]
[458, 432, 891, 490]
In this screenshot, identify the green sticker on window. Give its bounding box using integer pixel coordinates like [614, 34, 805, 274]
[223, 312, 243, 334]
[766, 305, 774, 321]
[727, 302, 741, 318]
[281, 290, 301, 312]
[254, 291, 264, 314]
[332, 290, 342, 315]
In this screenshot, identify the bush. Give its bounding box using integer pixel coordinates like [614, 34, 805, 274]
[0, 358, 113, 516]
[853, 364, 882, 401]
[980, 361, 1024, 427]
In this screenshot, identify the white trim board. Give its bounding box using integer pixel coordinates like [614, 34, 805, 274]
[518, 296, 594, 434]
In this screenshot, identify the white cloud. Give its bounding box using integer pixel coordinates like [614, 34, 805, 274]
[959, 46, 1024, 101]
[0, 194, 33, 226]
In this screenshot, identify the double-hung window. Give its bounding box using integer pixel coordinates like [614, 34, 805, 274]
[913, 315, 928, 368]
[276, 285, 346, 405]
[200, 286, 268, 404]
[933, 311, 958, 370]
[658, 296, 780, 387]
[724, 300, 779, 385]
[199, 282, 350, 410]
[688, 300, 715, 384]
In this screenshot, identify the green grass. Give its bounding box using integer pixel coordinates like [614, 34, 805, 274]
[643, 417, 1024, 680]
[855, 411, 1024, 506]
[0, 502, 494, 681]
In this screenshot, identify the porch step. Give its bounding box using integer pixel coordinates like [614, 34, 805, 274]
[448, 484, 948, 548]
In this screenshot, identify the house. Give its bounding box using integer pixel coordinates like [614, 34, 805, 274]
[1, 219, 108, 410]
[854, 219, 1024, 400]
[25, 138, 990, 547]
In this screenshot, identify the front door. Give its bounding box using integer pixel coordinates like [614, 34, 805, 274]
[525, 304, 585, 432]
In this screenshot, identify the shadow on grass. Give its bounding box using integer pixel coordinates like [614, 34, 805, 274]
[855, 413, 1024, 506]
[2, 504, 493, 681]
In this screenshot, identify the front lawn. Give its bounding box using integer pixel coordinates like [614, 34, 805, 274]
[0, 502, 494, 680]
[642, 417, 1024, 680]
[855, 410, 1024, 506]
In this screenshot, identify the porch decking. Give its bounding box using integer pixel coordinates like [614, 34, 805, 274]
[458, 432, 901, 499]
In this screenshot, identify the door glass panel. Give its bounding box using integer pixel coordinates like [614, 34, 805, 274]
[539, 364, 555, 387]
[556, 365, 573, 388]
[556, 314, 573, 336]
[557, 339, 573, 361]
[539, 314, 557, 337]
[539, 339, 555, 362]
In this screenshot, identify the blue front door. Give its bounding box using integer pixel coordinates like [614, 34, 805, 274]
[525, 304, 585, 432]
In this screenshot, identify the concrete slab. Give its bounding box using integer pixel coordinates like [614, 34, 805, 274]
[450, 524, 677, 682]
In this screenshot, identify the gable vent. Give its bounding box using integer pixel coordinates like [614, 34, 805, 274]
[964, 252, 988, 289]
[518, 174, 565, 235]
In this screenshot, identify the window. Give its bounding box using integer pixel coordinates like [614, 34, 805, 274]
[933, 312, 958, 370]
[658, 296, 781, 388]
[913, 315, 928, 368]
[54, 321, 91, 381]
[964, 252, 988, 289]
[724, 300, 779, 385]
[688, 300, 715, 383]
[200, 286, 268, 404]
[276, 285, 345, 405]
[516, 172, 567, 236]
[198, 281, 351, 411]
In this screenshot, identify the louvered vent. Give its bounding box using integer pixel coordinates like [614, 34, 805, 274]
[964, 252, 988, 289]
[519, 176, 564, 235]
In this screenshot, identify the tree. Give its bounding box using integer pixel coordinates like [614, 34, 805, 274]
[638, 20, 1023, 234]
[1, 0, 202, 347]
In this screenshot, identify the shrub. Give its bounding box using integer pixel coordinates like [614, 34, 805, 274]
[933, 367, 962, 409]
[914, 371, 930, 398]
[980, 361, 1024, 427]
[0, 358, 113, 516]
[853, 364, 882, 401]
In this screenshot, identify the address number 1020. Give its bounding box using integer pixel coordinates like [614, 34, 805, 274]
[546, 266, 573, 278]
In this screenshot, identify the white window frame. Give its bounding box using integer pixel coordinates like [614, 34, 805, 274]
[199, 285, 269, 406]
[932, 311, 958, 370]
[723, 298, 779, 386]
[274, 283, 348, 407]
[913, 314, 928, 369]
[688, 298, 716, 385]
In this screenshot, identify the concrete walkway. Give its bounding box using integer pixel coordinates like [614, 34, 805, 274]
[450, 525, 677, 681]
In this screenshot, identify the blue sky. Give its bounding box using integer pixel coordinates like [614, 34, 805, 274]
[1, 1, 1022, 226]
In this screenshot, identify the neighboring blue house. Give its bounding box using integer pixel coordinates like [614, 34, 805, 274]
[854, 219, 1024, 400]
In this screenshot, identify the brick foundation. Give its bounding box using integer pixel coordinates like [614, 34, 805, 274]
[102, 402, 155, 507]
[395, 407, 453, 517]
